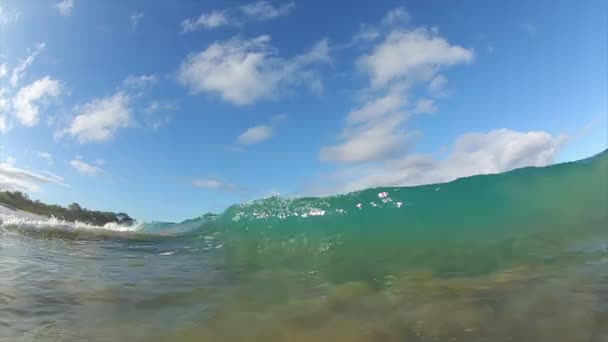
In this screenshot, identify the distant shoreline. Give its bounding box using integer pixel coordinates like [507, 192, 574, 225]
[0, 191, 134, 226]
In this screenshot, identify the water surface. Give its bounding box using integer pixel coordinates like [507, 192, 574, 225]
[1, 151, 607, 341]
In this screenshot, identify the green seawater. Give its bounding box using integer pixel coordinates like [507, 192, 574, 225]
[1, 151, 607, 341]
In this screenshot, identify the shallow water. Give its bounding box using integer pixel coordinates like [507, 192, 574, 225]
[1, 151, 607, 341]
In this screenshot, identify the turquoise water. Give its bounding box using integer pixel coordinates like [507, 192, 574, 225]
[1, 150, 607, 341]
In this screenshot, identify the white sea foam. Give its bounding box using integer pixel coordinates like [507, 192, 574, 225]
[0, 204, 141, 233]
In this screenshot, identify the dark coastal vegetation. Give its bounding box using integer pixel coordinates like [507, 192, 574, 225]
[0, 190, 134, 226]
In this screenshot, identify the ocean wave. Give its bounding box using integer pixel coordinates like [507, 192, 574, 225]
[0, 212, 147, 241]
[2, 149, 606, 247]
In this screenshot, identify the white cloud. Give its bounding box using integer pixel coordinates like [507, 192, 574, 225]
[314, 129, 566, 195]
[62, 92, 131, 143]
[320, 112, 416, 163]
[0, 89, 8, 133]
[130, 12, 144, 29]
[0, 63, 7, 78]
[0, 5, 20, 26]
[122, 74, 157, 88]
[4, 156, 15, 165]
[237, 125, 273, 145]
[177, 35, 329, 105]
[145, 100, 178, 113]
[36, 151, 53, 164]
[322, 11, 474, 165]
[0, 162, 66, 192]
[181, 10, 229, 32]
[192, 178, 240, 191]
[413, 98, 437, 114]
[10, 42, 46, 88]
[12, 76, 62, 127]
[240, 1, 295, 20]
[232, 114, 286, 149]
[70, 159, 103, 176]
[358, 27, 474, 88]
[0, 115, 7, 134]
[353, 24, 381, 43]
[381, 6, 410, 27]
[56, 0, 74, 16]
[347, 83, 408, 124]
[428, 74, 447, 95]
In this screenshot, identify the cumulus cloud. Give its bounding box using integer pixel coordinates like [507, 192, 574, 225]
[181, 10, 229, 32]
[240, 1, 294, 20]
[314, 129, 566, 195]
[12, 76, 62, 127]
[10, 42, 46, 88]
[316, 8, 558, 195]
[358, 27, 474, 88]
[321, 9, 474, 165]
[62, 92, 131, 143]
[56, 0, 74, 16]
[0, 161, 66, 192]
[70, 159, 103, 176]
[192, 178, 240, 191]
[177, 35, 329, 105]
[320, 111, 416, 163]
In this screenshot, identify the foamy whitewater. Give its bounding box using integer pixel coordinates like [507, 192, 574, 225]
[1, 150, 607, 341]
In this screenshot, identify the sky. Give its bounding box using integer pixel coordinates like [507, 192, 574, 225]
[0, 0, 606, 222]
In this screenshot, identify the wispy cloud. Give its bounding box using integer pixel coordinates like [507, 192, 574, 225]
[192, 178, 241, 192]
[520, 23, 537, 37]
[122, 74, 158, 89]
[234, 114, 287, 147]
[237, 125, 274, 145]
[55, 0, 74, 17]
[36, 151, 53, 165]
[145, 100, 178, 113]
[0, 115, 8, 134]
[240, 1, 295, 21]
[0, 161, 66, 192]
[130, 12, 144, 29]
[181, 10, 229, 32]
[0, 5, 20, 26]
[70, 159, 104, 176]
[10, 42, 46, 88]
[181, 1, 294, 33]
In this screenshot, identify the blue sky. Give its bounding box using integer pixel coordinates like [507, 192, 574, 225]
[0, 0, 606, 222]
